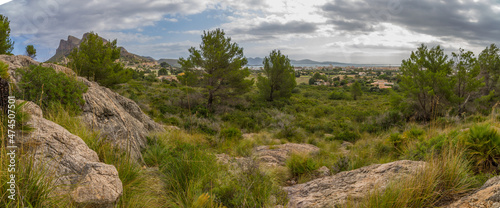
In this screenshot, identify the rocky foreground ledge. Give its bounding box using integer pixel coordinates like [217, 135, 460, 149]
[19, 101, 122, 207]
[0, 55, 165, 162]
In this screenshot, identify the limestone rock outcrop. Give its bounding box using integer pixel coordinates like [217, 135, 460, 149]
[283, 160, 425, 208]
[79, 77, 164, 161]
[446, 176, 500, 208]
[19, 101, 122, 207]
[253, 143, 320, 167]
[0, 55, 165, 162]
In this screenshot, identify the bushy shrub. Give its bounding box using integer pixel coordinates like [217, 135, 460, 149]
[388, 133, 404, 149]
[331, 156, 350, 173]
[219, 127, 243, 141]
[405, 132, 459, 160]
[328, 90, 350, 100]
[466, 124, 500, 173]
[17, 65, 87, 112]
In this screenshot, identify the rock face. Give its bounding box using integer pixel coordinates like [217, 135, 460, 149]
[446, 176, 500, 208]
[0, 55, 164, 162]
[79, 77, 164, 161]
[47, 35, 81, 62]
[253, 143, 320, 167]
[47, 33, 157, 63]
[19, 101, 122, 207]
[283, 160, 425, 208]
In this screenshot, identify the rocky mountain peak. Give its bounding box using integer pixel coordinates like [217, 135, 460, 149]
[47, 33, 155, 64]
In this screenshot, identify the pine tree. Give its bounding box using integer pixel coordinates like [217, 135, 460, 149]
[25, 45, 36, 59]
[478, 44, 500, 95]
[351, 81, 362, 100]
[179, 28, 253, 109]
[451, 49, 483, 114]
[68, 32, 130, 87]
[257, 50, 296, 101]
[400, 44, 454, 120]
[0, 15, 14, 55]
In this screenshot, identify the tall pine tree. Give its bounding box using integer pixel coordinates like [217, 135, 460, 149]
[179, 28, 253, 109]
[257, 50, 296, 101]
[451, 49, 483, 115]
[400, 44, 454, 120]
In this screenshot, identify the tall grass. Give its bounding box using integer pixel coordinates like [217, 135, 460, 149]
[147, 130, 287, 207]
[345, 145, 477, 208]
[0, 102, 71, 207]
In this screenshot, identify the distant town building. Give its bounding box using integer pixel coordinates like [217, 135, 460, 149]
[371, 80, 394, 89]
[158, 75, 178, 82]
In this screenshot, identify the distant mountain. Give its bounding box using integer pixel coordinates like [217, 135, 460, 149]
[292, 59, 345, 65]
[157, 59, 181, 68]
[247, 57, 264, 66]
[246, 57, 347, 66]
[47, 33, 155, 64]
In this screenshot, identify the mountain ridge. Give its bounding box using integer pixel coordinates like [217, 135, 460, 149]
[246, 57, 347, 66]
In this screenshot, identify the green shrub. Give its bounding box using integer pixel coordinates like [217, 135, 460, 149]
[328, 90, 350, 100]
[466, 124, 500, 173]
[17, 65, 87, 112]
[332, 131, 361, 142]
[388, 133, 404, 149]
[331, 156, 350, 173]
[404, 132, 461, 161]
[219, 127, 243, 141]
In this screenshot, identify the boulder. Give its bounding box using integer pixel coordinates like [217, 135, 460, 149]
[79, 77, 164, 161]
[0, 55, 165, 162]
[446, 176, 500, 208]
[283, 160, 425, 208]
[19, 101, 122, 207]
[253, 143, 320, 167]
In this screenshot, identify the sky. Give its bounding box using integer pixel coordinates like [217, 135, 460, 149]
[1, 0, 500, 64]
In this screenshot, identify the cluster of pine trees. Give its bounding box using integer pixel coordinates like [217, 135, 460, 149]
[398, 44, 500, 120]
[178, 29, 297, 110]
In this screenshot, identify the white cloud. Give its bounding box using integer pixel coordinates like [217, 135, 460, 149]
[2, 0, 498, 64]
[0, 0, 211, 47]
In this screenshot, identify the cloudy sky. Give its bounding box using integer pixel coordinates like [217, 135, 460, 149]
[1, 0, 500, 64]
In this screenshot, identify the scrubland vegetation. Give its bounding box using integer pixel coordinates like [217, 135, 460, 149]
[1, 11, 500, 207]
